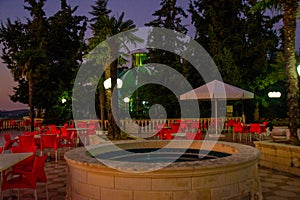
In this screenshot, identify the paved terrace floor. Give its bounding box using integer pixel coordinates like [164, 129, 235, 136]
[1, 130, 300, 200]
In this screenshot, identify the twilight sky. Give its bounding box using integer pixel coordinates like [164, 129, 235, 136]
[0, 0, 299, 111]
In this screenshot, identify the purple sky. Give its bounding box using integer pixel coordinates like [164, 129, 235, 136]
[0, 0, 299, 111]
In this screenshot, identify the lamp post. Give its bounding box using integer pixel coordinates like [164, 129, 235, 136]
[123, 97, 130, 113]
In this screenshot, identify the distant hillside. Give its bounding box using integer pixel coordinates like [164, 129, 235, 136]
[0, 109, 30, 119]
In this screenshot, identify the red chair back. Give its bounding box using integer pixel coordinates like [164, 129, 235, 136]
[17, 135, 37, 153]
[3, 133, 12, 142]
[249, 123, 261, 133]
[233, 122, 243, 133]
[40, 134, 58, 150]
[3, 133, 16, 151]
[170, 123, 180, 133]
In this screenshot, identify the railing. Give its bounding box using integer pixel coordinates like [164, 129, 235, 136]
[74, 117, 244, 134]
[1, 117, 244, 133]
[0, 118, 43, 131]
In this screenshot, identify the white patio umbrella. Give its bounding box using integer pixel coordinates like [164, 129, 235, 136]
[180, 80, 254, 134]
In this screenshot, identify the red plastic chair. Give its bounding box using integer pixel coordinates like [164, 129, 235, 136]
[225, 119, 236, 130]
[57, 127, 75, 148]
[12, 154, 36, 174]
[154, 124, 168, 139]
[40, 134, 58, 162]
[169, 122, 180, 133]
[162, 129, 173, 140]
[186, 131, 202, 140]
[1, 155, 48, 200]
[189, 121, 201, 132]
[10, 119, 18, 129]
[2, 133, 17, 153]
[49, 125, 60, 135]
[233, 122, 248, 142]
[75, 121, 88, 128]
[249, 123, 262, 141]
[177, 121, 189, 132]
[15, 135, 38, 153]
[261, 121, 268, 134]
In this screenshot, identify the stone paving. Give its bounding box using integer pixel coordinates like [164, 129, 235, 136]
[259, 167, 300, 200]
[1, 157, 67, 200]
[1, 130, 300, 199]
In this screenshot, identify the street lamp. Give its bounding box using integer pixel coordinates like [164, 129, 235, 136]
[123, 97, 130, 112]
[123, 97, 130, 103]
[297, 64, 300, 76]
[103, 78, 123, 89]
[61, 98, 67, 104]
[268, 91, 281, 98]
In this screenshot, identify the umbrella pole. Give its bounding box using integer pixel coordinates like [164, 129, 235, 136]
[215, 100, 218, 135]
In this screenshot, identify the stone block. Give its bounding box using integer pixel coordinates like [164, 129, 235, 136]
[134, 191, 172, 200]
[264, 154, 277, 163]
[261, 147, 275, 155]
[173, 189, 211, 200]
[115, 177, 151, 190]
[152, 177, 191, 191]
[192, 174, 225, 189]
[87, 172, 114, 188]
[101, 188, 133, 200]
[77, 181, 100, 199]
[71, 167, 87, 183]
[238, 179, 253, 195]
[210, 184, 239, 200]
[225, 168, 252, 185]
[276, 149, 291, 158]
[275, 156, 291, 166]
[71, 191, 89, 200]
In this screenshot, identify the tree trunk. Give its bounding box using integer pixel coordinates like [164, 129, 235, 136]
[28, 77, 35, 132]
[284, 1, 300, 145]
[99, 84, 106, 130]
[254, 103, 259, 122]
[105, 63, 113, 137]
[110, 59, 121, 139]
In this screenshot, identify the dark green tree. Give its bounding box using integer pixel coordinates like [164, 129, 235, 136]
[0, 0, 48, 131]
[251, 0, 300, 145]
[189, 0, 280, 119]
[0, 0, 87, 127]
[44, 0, 87, 124]
[144, 0, 188, 118]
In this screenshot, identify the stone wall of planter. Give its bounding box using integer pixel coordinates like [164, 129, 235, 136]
[254, 141, 300, 176]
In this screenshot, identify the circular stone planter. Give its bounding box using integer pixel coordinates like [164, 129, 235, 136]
[64, 140, 261, 200]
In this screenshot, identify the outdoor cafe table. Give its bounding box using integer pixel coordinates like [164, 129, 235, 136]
[0, 152, 33, 173]
[171, 132, 186, 138]
[66, 128, 90, 146]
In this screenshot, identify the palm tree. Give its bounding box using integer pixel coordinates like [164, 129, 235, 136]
[88, 12, 139, 138]
[252, 0, 299, 144]
[102, 13, 138, 138]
